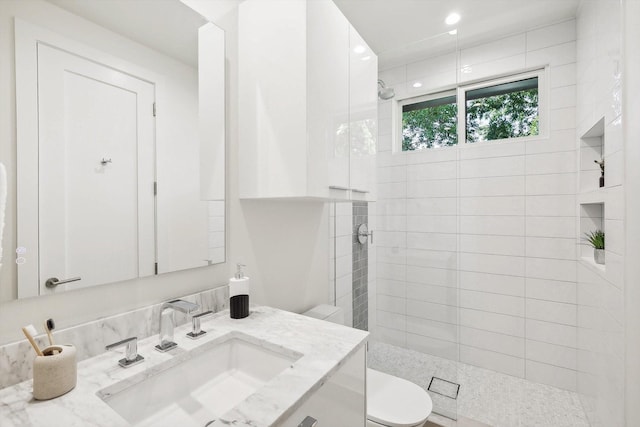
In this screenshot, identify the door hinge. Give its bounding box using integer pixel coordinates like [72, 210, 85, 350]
[154, 181, 157, 195]
[155, 262, 158, 275]
[153, 102, 156, 117]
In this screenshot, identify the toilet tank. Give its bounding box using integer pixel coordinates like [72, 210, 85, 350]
[303, 304, 345, 325]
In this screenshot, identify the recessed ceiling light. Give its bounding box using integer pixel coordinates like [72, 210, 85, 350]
[353, 45, 366, 54]
[413, 82, 423, 88]
[445, 12, 460, 26]
[449, 29, 458, 35]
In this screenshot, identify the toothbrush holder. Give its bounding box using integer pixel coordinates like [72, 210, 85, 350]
[32, 344, 77, 400]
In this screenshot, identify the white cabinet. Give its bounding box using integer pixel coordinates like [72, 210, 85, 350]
[281, 344, 366, 426]
[239, 0, 376, 201]
[349, 28, 378, 201]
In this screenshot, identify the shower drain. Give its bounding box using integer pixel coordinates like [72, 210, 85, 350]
[428, 376, 460, 399]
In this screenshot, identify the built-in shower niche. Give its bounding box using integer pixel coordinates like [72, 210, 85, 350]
[579, 202, 605, 271]
[580, 118, 605, 193]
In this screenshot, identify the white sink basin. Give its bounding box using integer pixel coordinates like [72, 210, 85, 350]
[98, 332, 302, 427]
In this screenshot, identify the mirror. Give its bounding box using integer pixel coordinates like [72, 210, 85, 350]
[11, 0, 225, 298]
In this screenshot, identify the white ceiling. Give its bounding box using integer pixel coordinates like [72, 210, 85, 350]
[46, 0, 207, 66]
[333, 0, 580, 69]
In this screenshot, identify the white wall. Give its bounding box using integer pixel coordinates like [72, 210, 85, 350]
[375, 20, 580, 391]
[575, 1, 625, 426]
[0, 0, 329, 345]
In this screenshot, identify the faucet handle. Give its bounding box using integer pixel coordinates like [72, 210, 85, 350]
[187, 311, 214, 339]
[105, 337, 144, 368]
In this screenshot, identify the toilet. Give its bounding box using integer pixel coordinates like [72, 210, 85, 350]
[303, 305, 433, 427]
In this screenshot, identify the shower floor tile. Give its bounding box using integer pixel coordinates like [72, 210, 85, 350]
[368, 341, 589, 427]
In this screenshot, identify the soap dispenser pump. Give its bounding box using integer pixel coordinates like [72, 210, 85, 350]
[229, 263, 250, 319]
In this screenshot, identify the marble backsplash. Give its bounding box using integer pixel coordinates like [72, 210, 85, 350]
[0, 285, 229, 389]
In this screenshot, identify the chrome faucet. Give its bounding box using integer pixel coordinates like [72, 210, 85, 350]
[155, 299, 200, 352]
[105, 336, 144, 368]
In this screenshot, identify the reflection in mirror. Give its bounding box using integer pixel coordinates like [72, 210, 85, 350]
[13, 0, 225, 298]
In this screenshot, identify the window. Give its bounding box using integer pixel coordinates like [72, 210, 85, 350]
[465, 77, 539, 143]
[399, 70, 544, 151]
[401, 93, 457, 150]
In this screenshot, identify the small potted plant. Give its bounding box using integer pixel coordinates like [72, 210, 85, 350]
[584, 230, 605, 265]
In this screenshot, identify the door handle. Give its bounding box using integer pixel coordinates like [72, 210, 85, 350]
[45, 277, 81, 288]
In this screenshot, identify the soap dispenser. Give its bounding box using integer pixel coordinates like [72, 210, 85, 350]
[229, 263, 250, 319]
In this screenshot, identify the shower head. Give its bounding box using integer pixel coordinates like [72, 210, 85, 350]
[377, 79, 395, 100]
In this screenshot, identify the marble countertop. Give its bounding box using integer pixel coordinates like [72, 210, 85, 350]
[0, 306, 368, 427]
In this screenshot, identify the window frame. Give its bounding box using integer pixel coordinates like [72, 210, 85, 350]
[396, 69, 548, 152]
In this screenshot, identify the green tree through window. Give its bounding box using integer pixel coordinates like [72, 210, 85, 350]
[402, 96, 457, 150]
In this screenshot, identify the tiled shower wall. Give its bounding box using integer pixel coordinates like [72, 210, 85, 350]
[575, 1, 625, 426]
[352, 202, 368, 330]
[375, 19, 580, 391]
[329, 202, 377, 332]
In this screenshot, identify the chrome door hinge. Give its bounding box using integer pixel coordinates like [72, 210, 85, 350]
[154, 181, 157, 195]
[153, 102, 156, 117]
[154, 262, 158, 275]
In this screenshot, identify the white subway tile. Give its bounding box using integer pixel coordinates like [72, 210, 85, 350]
[526, 41, 577, 67]
[526, 216, 576, 238]
[406, 215, 457, 234]
[459, 54, 526, 83]
[377, 262, 406, 281]
[526, 20, 576, 52]
[406, 248, 457, 270]
[526, 319, 576, 347]
[460, 326, 525, 358]
[604, 219, 624, 256]
[549, 63, 577, 88]
[376, 231, 406, 248]
[377, 199, 407, 216]
[459, 215, 525, 236]
[406, 265, 457, 287]
[460, 345, 525, 378]
[377, 279, 406, 298]
[550, 85, 577, 109]
[460, 196, 525, 216]
[526, 258, 576, 282]
[407, 299, 458, 324]
[378, 182, 407, 199]
[377, 310, 406, 331]
[407, 179, 457, 198]
[378, 165, 407, 183]
[527, 340, 577, 370]
[376, 326, 406, 347]
[526, 360, 577, 391]
[406, 197, 457, 216]
[460, 252, 525, 276]
[405, 148, 457, 165]
[526, 299, 577, 325]
[459, 308, 525, 336]
[377, 294, 406, 314]
[459, 289, 524, 317]
[525, 173, 576, 195]
[460, 34, 526, 66]
[406, 283, 458, 305]
[406, 52, 457, 79]
[406, 317, 458, 343]
[406, 162, 457, 181]
[377, 215, 407, 232]
[378, 65, 406, 86]
[550, 107, 577, 131]
[525, 129, 576, 154]
[526, 151, 577, 175]
[459, 176, 525, 197]
[460, 234, 525, 257]
[406, 333, 458, 360]
[459, 156, 525, 178]
[525, 236, 577, 260]
[459, 271, 525, 297]
[459, 140, 525, 160]
[526, 277, 576, 304]
[407, 232, 457, 252]
[526, 195, 576, 217]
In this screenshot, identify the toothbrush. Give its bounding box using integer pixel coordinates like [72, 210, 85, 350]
[22, 325, 43, 356]
[44, 318, 55, 346]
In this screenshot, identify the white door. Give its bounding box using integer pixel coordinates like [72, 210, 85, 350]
[37, 43, 156, 294]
